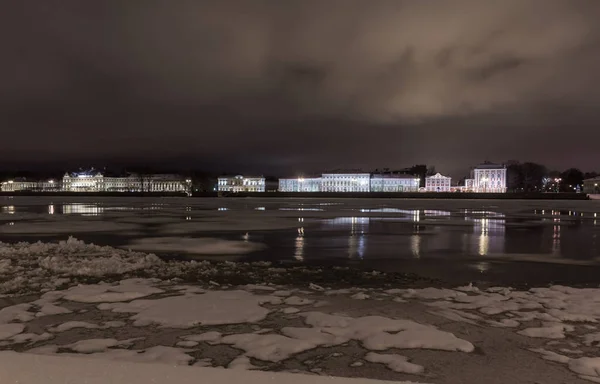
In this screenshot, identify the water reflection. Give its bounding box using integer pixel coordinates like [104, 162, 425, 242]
[424, 210, 451, 216]
[473, 218, 505, 256]
[62, 204, 103, 216]
[294, 227, 305, 261]
[280, 208, 323, 211]
[552, 221, 561, 255]
[410, 235, 421, 258]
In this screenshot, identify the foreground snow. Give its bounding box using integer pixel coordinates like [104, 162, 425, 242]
[0, 352, 427, 384]
[1, 239, 600, 383]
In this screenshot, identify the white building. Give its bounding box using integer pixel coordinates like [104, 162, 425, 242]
[218, 175, 265, 193]
[279, 177, 321, 192]
[472, 164, 507, 193]
[321, 173, 371, 192]
[425, 173, 452, 192]
[583, 176, 600, 194]
[1, 178, 60, 192]
[1, 179, 37, 192]
[464, 179, 475, 192]
[62, 171, 190, 193]
[370, 174, 420, 192]
[63, 171, 105, 192]
[142, 174, 191, 193]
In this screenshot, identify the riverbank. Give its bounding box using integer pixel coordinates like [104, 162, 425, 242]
[1, 191, 589, 200]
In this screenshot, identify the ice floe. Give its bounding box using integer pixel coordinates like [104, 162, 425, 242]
[125, 237, 265, 255]
[99, 290, 280, 328]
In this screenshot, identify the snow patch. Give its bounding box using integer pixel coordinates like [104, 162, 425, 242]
[284, 296, 314, 306]
[100, 290, 279, 328]
[49, 321, 100, 333]
[365, 352, 424, 374]
[125, 237, 265, 255]
[0, 323, 25, 341]
[518, 323, 574, 339]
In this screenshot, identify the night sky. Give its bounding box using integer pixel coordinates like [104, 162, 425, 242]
[2, 1, 600, 177]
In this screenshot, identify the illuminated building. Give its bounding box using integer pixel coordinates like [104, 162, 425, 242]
[464, 179, 475, 192]
[583, 176, 600, 194]
[321, 173, 371, 192]
[370, 173, 420, 192]
[62, 171, 105, 192]
[218, 175, 265, 193]
[472, 163, 507, 193]
[279, 172, 419, 193]
[425, 173, 452, 192]
[279, 177, 321, 192]
[1, 178, 60, 192]
[141, 174, 191, 193]
[62, 171, 191, 193]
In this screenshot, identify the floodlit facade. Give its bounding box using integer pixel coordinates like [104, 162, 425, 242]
[279, 177, 321, 192]
[425, 173, 452, 192]
[464, 179, 475, 192]
[279, 173, 420, 193]
[62, 171, 191, 193]
[143, 174, 191, 193]
[1, 179, 60, 192]
[472, 164, 507, 193]
[218, 175, 265, 193]
[370, 174, 420, 192]
[63, 171, 105, 192]
[583, 177, 600, 194]
[321, 173, 371, 192]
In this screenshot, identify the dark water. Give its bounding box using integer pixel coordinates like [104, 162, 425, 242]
[2, 197, 600, 286]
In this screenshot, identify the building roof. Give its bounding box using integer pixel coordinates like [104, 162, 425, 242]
[371, 173, 418, 179]
[474, 163, 506, 169]
[426, 173, 451, 179]
[584, 176, 600, 182]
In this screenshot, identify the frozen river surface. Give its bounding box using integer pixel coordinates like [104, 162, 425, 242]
[2, 196, 600, 286]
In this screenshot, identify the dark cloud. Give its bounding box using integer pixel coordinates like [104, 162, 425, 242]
[1, 0, 600, 176]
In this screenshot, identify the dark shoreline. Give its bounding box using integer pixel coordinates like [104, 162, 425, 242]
[1, 191, 589, 200]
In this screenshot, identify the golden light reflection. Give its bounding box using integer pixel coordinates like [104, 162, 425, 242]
[410, 235, 421, 258]
[294, 227, 304, 261]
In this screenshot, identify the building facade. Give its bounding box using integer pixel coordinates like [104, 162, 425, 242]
[472, 164, 507, 193]
[321, 173, 371, 192]
[583, 177, 600, 194]
[62, 171, 191, 193]
[370, 174, 420, 192]
[62, 171, 105, 192]
[1, 178, 60, 192]
[425, 173, 452, 192]
[218, 175, 265, 193]
[464, 179, 475, 192]
[278, 173, 419, 193]
[279, 177, 322, 192]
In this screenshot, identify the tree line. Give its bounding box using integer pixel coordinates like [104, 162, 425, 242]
[504, 162, 596, 193]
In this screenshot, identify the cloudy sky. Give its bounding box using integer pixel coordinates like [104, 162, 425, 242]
[2, 0, 600, 176]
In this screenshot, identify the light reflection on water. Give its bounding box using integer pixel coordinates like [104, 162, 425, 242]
[1, 201, 600, 263]
[294, 227, 304, 261]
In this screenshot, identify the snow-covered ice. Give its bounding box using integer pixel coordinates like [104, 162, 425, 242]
[60, 279, 163, 303]
[219, 333, 318, 362]
[0, 323, 25, 341]
[66, 338, 132, 353]
[99, 290, 280, 328]
[0, 351, 430, 384]
[365, 352, 424, 374]
[48, 321, 100, 333]
[4, 236, 600, 382]
[125, 237, 265, 255]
